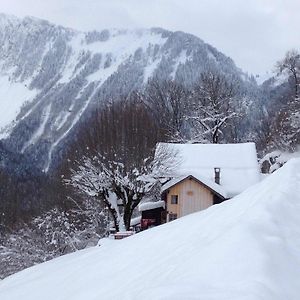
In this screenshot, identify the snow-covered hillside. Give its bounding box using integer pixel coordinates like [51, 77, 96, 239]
[0, 13, 253, 171]
[1, 158, 300, 300]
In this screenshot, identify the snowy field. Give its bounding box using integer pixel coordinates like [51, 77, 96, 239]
[0, 159, 300, 299]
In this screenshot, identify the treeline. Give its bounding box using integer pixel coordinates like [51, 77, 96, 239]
[0, 165, 65, 231]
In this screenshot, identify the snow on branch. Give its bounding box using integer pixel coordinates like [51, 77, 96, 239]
[65, 145, 178, 232]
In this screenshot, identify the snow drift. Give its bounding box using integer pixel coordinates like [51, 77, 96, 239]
[1, 159, 300, 300]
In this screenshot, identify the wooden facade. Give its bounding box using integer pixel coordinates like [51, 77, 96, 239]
[139, 176, 226, 230]
[162, 176, 224, 222]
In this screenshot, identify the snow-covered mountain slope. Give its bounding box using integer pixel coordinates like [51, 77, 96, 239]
[1, 158, 300, 300]
[0, 13, 253, 171]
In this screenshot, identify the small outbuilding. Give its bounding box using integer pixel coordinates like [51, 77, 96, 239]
[139, 201, 166, 230]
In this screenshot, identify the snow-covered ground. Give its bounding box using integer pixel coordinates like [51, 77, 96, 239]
[1, 158, 300, 300]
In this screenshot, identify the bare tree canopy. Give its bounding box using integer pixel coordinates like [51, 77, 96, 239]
[276, 49, 300, 100]
[189, 70, 239, 143]
[143, 79, 189, 141]
[264, 50, 300, 152]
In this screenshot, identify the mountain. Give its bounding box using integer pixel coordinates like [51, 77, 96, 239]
[1, 158, 300, 299]
[0, 13, 257, 172]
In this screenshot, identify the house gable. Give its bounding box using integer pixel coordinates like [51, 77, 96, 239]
[162, 175, 227, 200]
[163, 176, 224, 220]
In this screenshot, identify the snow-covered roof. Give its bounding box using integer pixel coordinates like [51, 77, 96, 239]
[157, 142, 260, 197]
[161, 174, 228, 198]
[130, 216, 141, 226]
[138, 200, 165, 212]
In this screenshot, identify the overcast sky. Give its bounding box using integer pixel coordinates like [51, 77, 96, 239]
[1, 0, 299, 78]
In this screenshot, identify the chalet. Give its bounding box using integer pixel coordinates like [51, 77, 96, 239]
[139, 142, 260, 229]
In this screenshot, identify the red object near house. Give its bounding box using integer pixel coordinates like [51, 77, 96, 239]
[141, 218, 156, 230]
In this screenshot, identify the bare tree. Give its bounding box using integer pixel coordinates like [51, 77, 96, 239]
[65, 98, 174, 231]
[189, 70, 239, 143]
[143, 79, 189, 141]
[268, 50, 300, 151]
[66, 144, 177, 232]
[67, 155, 151, 231]
[276, 49, 300, 100]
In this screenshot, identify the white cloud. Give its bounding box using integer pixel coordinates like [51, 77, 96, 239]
[0, 0, 299, 76]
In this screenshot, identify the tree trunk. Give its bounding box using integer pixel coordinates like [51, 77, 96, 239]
[292, 70, 299, 100]
[123, 202, 132, 231]
[110, 209, 119, 232]
[213, 121, 219, 144]
[102, 196, 120, 232]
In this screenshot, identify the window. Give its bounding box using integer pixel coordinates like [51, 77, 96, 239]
[169, 213, 177, 222]
[171, 195, 178, 204]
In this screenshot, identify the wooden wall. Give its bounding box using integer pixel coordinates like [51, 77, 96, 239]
[166, 177, 213, 221]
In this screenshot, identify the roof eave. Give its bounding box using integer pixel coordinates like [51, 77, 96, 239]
[161, 175, 227, 199]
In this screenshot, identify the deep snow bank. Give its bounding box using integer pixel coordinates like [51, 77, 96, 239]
[1, 159, 300, 300]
